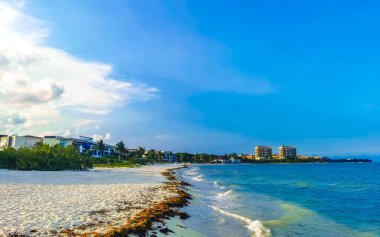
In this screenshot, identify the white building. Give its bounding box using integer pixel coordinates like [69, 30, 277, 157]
[0, 135, 42, 150]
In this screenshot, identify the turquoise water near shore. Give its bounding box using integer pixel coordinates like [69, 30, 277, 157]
[178, 163, 380, 237]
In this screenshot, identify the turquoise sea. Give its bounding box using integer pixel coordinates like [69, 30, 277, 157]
[178, 163, 380, 237]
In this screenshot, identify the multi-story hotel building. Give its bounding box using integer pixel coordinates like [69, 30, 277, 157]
[278, 146, 297, 159]
[254, 146, 272, 160]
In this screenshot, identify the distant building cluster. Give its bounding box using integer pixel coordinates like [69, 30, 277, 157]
[0, 134, 113, 157]
[239, 145, 321, 160]
[255, 145, 297, 160]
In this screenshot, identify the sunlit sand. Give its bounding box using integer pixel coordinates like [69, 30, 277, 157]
[0, 165, 181, 236]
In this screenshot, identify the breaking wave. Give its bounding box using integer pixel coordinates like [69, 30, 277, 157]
[214, 180, 225, 190]
[192, 175, 204, 182]
[211, 206, 271, 237]
[217, 189, 233, 197]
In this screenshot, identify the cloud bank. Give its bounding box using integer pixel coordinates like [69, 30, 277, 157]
[0, 1, 157, 137]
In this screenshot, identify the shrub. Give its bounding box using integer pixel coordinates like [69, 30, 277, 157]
[0, 144, 93, 171]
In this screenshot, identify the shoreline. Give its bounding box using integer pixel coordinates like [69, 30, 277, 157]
[96, 166, 193, 237]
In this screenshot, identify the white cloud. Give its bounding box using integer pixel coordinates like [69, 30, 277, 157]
[0, 1, 157, 137]
[92, 132, 111, 142]
[156, 134, 170, 140]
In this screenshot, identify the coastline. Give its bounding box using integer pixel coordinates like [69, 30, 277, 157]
[0, 165, 193, 236]
[98, 166, 193, 237]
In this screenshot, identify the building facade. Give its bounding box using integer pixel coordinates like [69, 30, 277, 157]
[278, 146, 297, 159]
[163, 151, 178, 162]
[0, 135, 42, 150]
[254, 146, 272, 160]
[43, 136, 74, 147]
[0, 134, 114, 158]
[73, 136, 94, 154]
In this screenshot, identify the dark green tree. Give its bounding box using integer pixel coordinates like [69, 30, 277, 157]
[114, 141, 127, 160]
[135, 146, 146, 158]
[93, 140, 106, 157]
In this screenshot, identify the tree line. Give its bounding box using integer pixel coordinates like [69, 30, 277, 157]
[0, 142, 93, 171]
[0, 138, 321, 171]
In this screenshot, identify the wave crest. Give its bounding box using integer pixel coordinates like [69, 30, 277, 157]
[217, 189, 233, 197]
[210, 206, 271, 237]
[191, 175, 204, 182]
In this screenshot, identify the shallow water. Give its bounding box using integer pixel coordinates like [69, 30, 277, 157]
[178, 163, 380, 237]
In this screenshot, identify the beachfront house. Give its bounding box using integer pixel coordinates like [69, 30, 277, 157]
[44, 135, 95, 154]
[44, 135, 113, 158]
[44, 136, 74, 147]
[216, 158, 241, 164]
[74, 136, 94, 154]
[0, 133, 114, 158]
[163, 151, 178, 163]
[0, 135, 43, 150]
[91, 144, 114, 158]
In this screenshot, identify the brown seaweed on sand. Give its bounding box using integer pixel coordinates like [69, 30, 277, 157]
[61, 167, 192, 237]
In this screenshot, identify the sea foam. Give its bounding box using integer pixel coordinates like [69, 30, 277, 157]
[211, 206, 271, 237]
[217, 189, 233, 197]
[213, 180, 225, 190]
[192, 175, 204, 182]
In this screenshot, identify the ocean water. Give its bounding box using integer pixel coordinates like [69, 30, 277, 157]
[178, 163, 380, 237]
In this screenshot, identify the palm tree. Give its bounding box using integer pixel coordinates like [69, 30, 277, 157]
[136, 146, 146, 158]
[147, 149, 157, 161]
[157, 151, 165, 162]
[94, 140, 106, 157]
[115, 141, 127, 160]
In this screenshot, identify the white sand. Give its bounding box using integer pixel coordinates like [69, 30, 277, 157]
[0, 165, 181, 236]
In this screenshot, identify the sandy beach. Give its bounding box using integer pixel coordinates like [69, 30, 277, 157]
[0, 165, 184, 236]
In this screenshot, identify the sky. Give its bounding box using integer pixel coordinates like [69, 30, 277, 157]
[1, 0, 380, 156]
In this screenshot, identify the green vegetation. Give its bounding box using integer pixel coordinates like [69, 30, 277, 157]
[0, 139, 151, 171]
[176, 152, 219, 163]
[0, 142, 93, 171]
[92, 157, 143, 168]
[0, 138, 177, 171]
[114, 141, 128, 160]
[1, 137, 326, 171]
[93, 162, 140, 168]
[93, 140, 106, 157]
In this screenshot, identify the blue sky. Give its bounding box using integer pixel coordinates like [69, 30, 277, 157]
[1, 0, 380, 156]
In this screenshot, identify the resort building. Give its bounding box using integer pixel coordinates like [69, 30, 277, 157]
[44, 135, 113, 157]
[0, 133, 114, 158]
[163, 151, 178, 162]
[278, 146, 297, 159]
[127, 148, 137, 153]
[43, 136, 74, 147]
[73, 136, 94, 154]
[254, 146, 272, 160]
[91, 144, 113, 158]
[0, 135, 42, 150]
